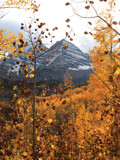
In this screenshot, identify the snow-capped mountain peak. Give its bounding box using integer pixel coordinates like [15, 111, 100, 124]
[0, 39, 92, 82]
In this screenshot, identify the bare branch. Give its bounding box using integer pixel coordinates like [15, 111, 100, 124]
[98, 15, 120, 35]
[70, 0, 98, 18]
[0, 11, 9, 19]
[71, 0, 120, 35]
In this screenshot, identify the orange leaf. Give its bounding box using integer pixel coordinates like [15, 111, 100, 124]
[88, 22, 92, 25]
[63, 44, 68, 49]
[112, 21, 117, 25]
[70, 38, 73, 41]
[84, 31, 88, 35]
[13, 85, 17, 90]
[53, 51, 55, 55]
[65, 2, 70, 6]
[89, 1, 94, 4]
[46, 59, 49, 64]
[53, 27, 58, 31]
[65, 19, 70, 23]
[85, 5, 90, 9]
[22, 152, 27, 157]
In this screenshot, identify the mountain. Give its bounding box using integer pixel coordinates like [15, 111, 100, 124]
[0, 39, 92, 82]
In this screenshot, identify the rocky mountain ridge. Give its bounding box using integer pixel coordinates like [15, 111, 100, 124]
[0, 39, 92, 82]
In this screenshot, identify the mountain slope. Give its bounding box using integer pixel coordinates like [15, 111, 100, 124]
[0, 39, 92, 82]
[35, 39, 92, 81]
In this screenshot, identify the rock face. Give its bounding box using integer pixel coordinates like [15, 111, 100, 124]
[0, 39, 92, 82]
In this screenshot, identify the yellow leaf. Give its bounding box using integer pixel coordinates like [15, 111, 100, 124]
[22, 152, 27, 157]
[25, 65, 28, 69]
[13, 51, 17, 57]
[32, 67, 35, 71]
[100, 128, 105, 134]
[14, 94, 17, 98]
[103, 152, 106, 155]
[32, 46, 35, 52]
[51, 144, 55, 149]
[106, 127, 109, 130]
[98, 152, 102, 156]
[115, 68, 120, 75]
[29, 74, 34, 78]
[27, 52, 32, 56]
[6, 56, 10, 59]
[31, 118, 33, 121]
[19, 47, 24, 52]
[48, 119, 53, 123]
[13, 85, 17, 90]
[18, 99, 22, 104]
[37, 136, 40, 141]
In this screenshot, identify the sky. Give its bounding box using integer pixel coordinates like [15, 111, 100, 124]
[0, 0, 120, 53]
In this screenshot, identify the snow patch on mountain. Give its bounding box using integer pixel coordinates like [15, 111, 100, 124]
[69, 65, 91, 70]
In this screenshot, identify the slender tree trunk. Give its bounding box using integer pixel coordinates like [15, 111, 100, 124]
[32, 56, 36, 160]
